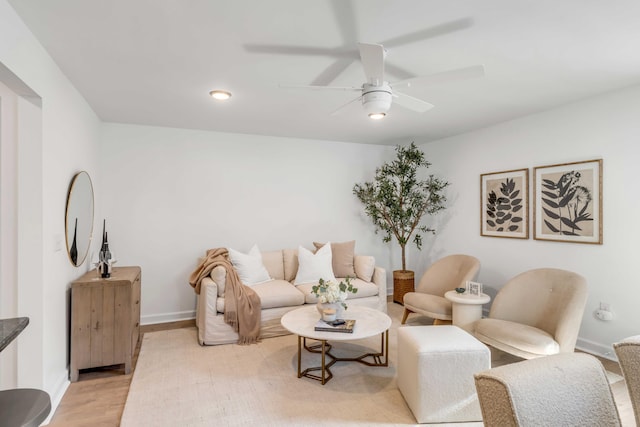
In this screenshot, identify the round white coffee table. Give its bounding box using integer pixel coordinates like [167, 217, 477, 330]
[444, 290, 491, 333]
[281, 305, 391, 385]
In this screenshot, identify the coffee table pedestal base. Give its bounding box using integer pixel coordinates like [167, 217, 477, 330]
[297, 330, 389, 385]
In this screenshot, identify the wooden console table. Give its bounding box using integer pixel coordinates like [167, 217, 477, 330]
[70, 266, 141, 381]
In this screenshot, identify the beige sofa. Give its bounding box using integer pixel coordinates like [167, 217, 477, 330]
[195, 248, 387, 345]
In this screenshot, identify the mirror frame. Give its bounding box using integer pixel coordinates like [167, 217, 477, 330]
[65, 171, 95, 266]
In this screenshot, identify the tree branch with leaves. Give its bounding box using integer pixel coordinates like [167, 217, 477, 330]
[353, 143, 449, 271]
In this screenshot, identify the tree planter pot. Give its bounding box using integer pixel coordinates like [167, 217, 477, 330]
[393, 270, 415, 305]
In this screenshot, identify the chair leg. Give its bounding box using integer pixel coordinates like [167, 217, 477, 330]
[401, 308, 412, 324]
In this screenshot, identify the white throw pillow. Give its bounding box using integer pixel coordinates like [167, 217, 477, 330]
[294, 244, 336, 285]
[227, 244, 272, 286]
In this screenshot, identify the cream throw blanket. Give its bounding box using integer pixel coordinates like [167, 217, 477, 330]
[189, 248, 261, 344]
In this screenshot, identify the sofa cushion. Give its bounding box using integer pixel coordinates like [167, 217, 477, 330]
[216, 280, 305, 313]
[297, 278, 379, 304]
[250, 279, 305, 309]
[313, 240, 356, 278]
[261, 250, 285, 280]
[354, 255, 375, 282]
[294, 244, 336, 285]
[228, 244, 271, 285]
[283, 248, 298, 282]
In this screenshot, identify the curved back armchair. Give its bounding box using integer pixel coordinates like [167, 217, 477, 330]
[402, 254, 480, 324]
[474, 268, 588, 359]
[614, 335, 640, 426]
[474, 353, 621, 427]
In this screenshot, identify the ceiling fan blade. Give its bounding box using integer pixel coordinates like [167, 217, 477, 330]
[244, 44, 351, 57]
[330, 95, 363, 116]
[381, 18, 474, 48]
[311, 57, 356, 86]
[331, 0, 358, 47]
[393, 90, 434, 113]
[393, 65, 485, 88]
[384, 62, 415, 81]
[278, 84, 360, 92]
[358, 43, 385, 86]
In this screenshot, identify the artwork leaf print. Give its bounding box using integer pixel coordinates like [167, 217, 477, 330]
[480, 169, 528, 239]
[534, 159, 602, 244]
[485, 178, 523, 232]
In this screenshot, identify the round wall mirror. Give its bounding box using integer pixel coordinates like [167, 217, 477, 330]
[65, 171, 94, 266]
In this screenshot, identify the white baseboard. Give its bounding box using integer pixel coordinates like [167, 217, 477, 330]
[576, 337, 617, 361]
[141, 310, 195, 326]
[44, 370, 70, 425]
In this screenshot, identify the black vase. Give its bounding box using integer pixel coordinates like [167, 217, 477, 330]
[99, 220, 112, 278]
[70, 218, 78, 265]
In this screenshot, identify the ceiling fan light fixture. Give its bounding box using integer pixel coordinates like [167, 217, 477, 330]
[209, 90, 232, 101]
[362, 83, 392, 119]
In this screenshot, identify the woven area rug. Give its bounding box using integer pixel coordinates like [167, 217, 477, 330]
[120, 303, 626, 426]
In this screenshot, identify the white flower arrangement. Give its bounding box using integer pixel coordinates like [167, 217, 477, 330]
[312, 277, 358, 309]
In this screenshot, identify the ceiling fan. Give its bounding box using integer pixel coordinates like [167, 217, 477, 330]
[280, 42, 484, 119]
[244, 2, 484, 120]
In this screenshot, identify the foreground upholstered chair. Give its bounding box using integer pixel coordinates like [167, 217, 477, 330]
[614, 335, 640, 426]
[402, 254, 480, 324]
[474, 268, 588, 359]
[474, 353, 621, 427]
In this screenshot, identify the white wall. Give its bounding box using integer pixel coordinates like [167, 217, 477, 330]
[0, 0, 101, 410]
[413, 85, 640, 358]
[100, 123, 394, 323]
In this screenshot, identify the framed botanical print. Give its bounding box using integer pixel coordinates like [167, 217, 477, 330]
[480, 168, 529, 239]
[533, 159, 603, 244]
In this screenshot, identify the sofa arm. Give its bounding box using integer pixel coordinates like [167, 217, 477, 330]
[196, 277, 219, 343]
[209, 265, 227, 296]
[372, 266, 387, 313]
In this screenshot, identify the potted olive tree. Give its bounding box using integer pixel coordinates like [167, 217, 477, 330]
[353, 142, 449, 304]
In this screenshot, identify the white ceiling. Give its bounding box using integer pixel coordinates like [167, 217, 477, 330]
[8, 0, 640, 145]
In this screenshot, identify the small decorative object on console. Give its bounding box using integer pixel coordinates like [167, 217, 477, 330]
[455, 287, 466, 294]
[98, 219, 114, 278]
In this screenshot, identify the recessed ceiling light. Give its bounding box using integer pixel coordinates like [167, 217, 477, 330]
[209, 90, 232, 101]
[368, 112, 386, 120]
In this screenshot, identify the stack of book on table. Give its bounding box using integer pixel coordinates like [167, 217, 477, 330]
[314, 319, 356, 333]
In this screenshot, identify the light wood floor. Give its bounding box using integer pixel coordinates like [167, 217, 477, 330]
[45, 308, 631, 427]
[45, 320, 195, 427]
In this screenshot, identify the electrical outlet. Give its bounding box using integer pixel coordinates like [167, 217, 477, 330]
[595, 309, 614, 321]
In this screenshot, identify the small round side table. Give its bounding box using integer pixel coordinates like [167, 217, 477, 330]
[444, 290, 491, 333]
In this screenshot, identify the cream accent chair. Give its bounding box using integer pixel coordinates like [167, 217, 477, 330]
[401, 254, 480, 325]
[474, 353, 622, 427]
[614, 335, 640, 426]
[474, 268, 588, 359]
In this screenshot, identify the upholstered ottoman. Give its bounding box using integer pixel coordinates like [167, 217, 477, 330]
[397, 325, 490, 423]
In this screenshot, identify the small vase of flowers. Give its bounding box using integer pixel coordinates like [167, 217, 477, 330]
[312, 277, 358, 319]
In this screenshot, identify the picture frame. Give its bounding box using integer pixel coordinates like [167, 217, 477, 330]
[480, 168, 529, 239]
[533, 159, 602, 244]
[466, 280, 483, 296]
